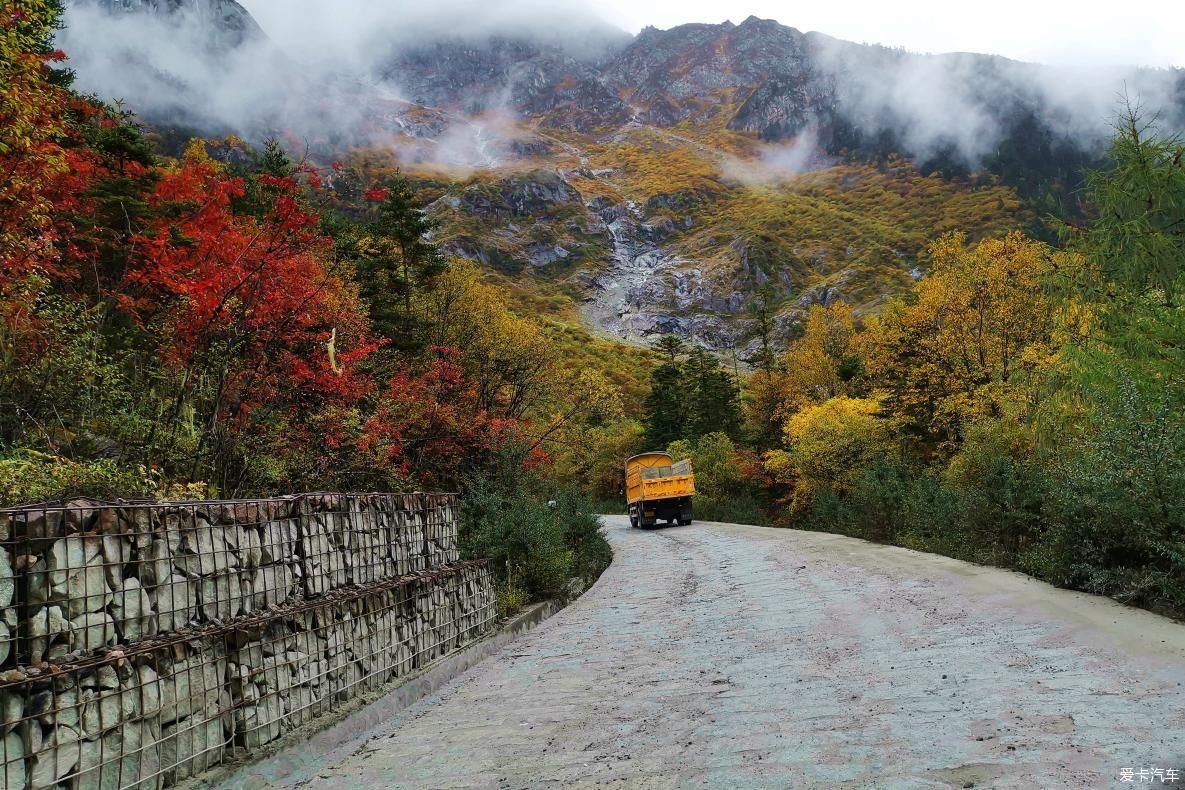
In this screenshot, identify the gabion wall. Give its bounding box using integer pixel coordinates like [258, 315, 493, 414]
[0, 494, 496, 789]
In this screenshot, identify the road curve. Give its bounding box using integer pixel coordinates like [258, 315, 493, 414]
[302, 517, 1185, 788]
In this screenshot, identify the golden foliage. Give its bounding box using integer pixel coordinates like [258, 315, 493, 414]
[745, 303, 862, 445]
[776, 396, 896, 508]
[679, 161, 1028, 312]
[586, 127, 724, 202]
[783, 303, 861, 408]
[419, 261, 641, 460]
[863, 231, 1065, 448]
[420, 259, 556, 418]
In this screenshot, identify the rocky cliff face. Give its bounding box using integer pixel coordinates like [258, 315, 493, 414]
[382, 37, 631, 132]
[601, 17, 816, 127]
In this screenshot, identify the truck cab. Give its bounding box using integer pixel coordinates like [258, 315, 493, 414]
[625, 452, 696, 528]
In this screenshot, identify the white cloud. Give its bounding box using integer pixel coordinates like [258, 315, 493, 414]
[57, 0, 1181, 169]
[240, 0, 624, 65]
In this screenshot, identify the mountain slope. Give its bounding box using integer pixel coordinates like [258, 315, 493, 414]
[59, 3, 1183, 353]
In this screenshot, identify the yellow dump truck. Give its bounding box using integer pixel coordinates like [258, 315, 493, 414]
[625, 452, 696, 528]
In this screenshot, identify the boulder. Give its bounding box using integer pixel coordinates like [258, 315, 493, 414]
[77, 717, 161, 790]
[49, 536, 112, 616]
[28, 605, 70, 664]
[238, 526, 262, 570]
[41, 687, 79, 731]
[139, 530, 179, 588]
[259, 520, 295, 565]
[175, 519, 237, 577]
[154, 574, 197, 633]
[256, 563, 295, 609]
[199, 572, 245, 623]
[160, 714, 224, 781]
[29, 722, 81, 789]
[123, 665, 162, 720]
[80, 687, 124, 739]
[0, 689, 21, 734]
[236, 692, 283, 749]
[0, 547, 13, 609]
[100, 534, 130, 590]
[160, 654, 223, 726]
[2, 731, 25, 790]
[112, 578, 156, 643]
[70, 612, 117, 653]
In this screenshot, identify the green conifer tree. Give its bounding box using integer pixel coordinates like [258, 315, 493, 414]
[682, 347, 742, 440]
[643, 336, 687, 449]
[357, 176, 446, 347]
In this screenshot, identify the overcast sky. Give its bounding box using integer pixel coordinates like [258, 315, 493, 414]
[243, 0, 1182, 69]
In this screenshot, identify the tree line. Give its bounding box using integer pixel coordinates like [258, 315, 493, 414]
[638, 106, 1185, 615]
[0, 2, 617, 607]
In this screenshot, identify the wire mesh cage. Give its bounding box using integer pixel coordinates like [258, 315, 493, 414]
[0, 492, 496, 788]
[0, 561, 496, 790]
[0, 494, 463, 669]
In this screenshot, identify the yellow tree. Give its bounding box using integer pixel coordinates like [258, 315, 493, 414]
[419, 260, 628, 472]
[770, 396, 896, 510]
[783, 303, 861, 407]
[745, 302, 861, 446]
[419, 260, 555, 419]
[864, 231, 1062, 453]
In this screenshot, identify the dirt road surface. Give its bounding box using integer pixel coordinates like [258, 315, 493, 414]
[298, 517, 1185, 788]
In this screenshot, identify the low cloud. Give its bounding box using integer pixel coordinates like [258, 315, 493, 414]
[57, 3, 1184, 174]
[58, 0, 623, 163]
[812, 35, 1185, 166]
[721, 127, 832, 185]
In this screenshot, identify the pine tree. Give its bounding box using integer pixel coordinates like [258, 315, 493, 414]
[643, 340, 743, 448]
[747, 285, 780, 375]
[653, 333, 686, 362]
[357, 176, 446, 347]
[683, 347, 742, 440]
[256, 138, 294, 178]
[1082, 103, 1185, 308]
[643, 361, 685, 449]
[642, 335, 687, 449]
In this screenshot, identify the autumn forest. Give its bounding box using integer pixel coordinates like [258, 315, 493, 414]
[3, 2, 1185, 616]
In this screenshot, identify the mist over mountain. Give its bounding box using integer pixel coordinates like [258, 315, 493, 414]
[54, 0, 1185, 350]
[60, 1, 1185, 170]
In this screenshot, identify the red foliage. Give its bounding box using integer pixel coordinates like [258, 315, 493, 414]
[129, 156, 378, 436]
[359, 348, 506, 487]
[2, 18, 513, 491]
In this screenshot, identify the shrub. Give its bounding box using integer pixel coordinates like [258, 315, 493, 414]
[0, 451, 155, 507]
[842, 461, 914, 543]
[899, 476, 984, 560]
[669, 433, 772, 525]
[783, 397, 897, 507]
[693, 489, 771, 526]
[459, 443, 613, 607]
[1039, 381, 1185, 612]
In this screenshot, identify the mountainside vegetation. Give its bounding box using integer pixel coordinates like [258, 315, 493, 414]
[0, 2, 623, 608]
[4, 3, 1185, 618]
[639, 110, 1185, 615]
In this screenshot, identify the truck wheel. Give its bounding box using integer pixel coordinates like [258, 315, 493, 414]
[629, 510, 639, 528]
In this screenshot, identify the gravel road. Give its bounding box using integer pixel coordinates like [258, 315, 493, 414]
[301, 517, 1185, 788]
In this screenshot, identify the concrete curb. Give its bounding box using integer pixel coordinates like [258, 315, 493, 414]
[195, 600, 564, 789]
